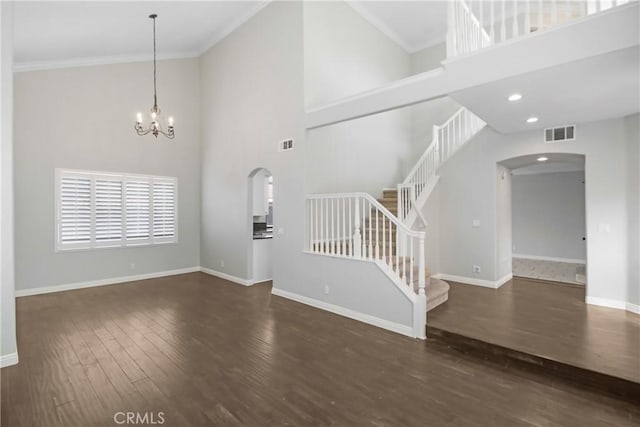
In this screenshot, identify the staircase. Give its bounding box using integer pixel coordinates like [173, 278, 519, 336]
[305, 107, 485, 339]
[376, 190, 451, 312]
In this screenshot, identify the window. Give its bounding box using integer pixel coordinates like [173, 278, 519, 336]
[56, 169, 177, 251]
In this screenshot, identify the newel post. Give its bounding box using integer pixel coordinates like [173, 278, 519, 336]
[353, 197, 362, 258]
[414, 234, 427, 339]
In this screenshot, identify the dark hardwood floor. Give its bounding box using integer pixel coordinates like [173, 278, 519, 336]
[2, 272, 639, 426]
[427, 277, 640, 383]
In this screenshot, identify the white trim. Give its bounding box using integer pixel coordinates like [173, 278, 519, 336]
[196, 1, 271, 55]
[13, 1, 270, 73]
[346, 2, 444, 54]
[626, 303, 640, 315]
[14, 52, 199, 73]
[199, 267, 254, 287]
[513, 254, 586, 264]
[15, 267, 200, 297]
[586, 296, 640, 314]
[271, 287, 415, 338]
[432, 272, 512, 289]
[346, 2, 414, 53]
[0, 352, 18, 368]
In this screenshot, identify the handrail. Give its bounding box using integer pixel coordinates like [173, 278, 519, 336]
[307, 192, 425, 239]
[398, 107, 485, 223]
[306, 191, 428, 338]
[448, 0, 629, 59]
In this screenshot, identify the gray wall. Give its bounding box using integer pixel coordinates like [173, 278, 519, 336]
[512, 171, 586, 262]
[200, 2, 414, 330]
[14, 59, 201, 291]
[625, 114, 639, 306]
[305, 1, 413, 197]
[1, 1, 17, 362]
[496, 164, 512, 279]
[437, 115, 638, 306]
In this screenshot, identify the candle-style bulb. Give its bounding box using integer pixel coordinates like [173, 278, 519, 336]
[168, 117, 174, 126]
[136, 113, 143, 123]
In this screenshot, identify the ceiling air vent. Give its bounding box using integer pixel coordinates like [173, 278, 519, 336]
[544, 125, 575, 143]
[278, 138, 294, 152]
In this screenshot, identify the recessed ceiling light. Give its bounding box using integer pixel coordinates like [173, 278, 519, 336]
[507, 93, 523, 101]
[537, 156, 548, 162]
[527, 117, 539, 123]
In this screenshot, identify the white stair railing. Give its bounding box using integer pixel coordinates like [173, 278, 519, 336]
[398, 107, 485, 223]
[447, 0, 633, 59]
[306, 193, 427, 338]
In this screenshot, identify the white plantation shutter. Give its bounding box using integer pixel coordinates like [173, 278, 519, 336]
[59, 175, 92, 246]
[125, 180, 151, 241]
[153, 180, 176, 240]
[95, 179, 123, 242]
[56, 169, 177, 250]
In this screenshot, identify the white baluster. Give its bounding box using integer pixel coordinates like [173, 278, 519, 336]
[367, 200, 373, 260]
[479, 0, 484, 44]
[414, 235, 427, 339]
[409, 236, 414, 288]
[382, 213, 386, 262]
[537, 0, 543, 31]
[342, 198, 349, 256]
[390, 220, 394, 267]
[513, 0, 519, 37]
[353, 198, 361, 258]
[447, 0, 457, 58]
[336, 198, 341, 255]
[348, 197, 353, 256]
[375, 208, 379, 259]
[490, 0, 495, 43]
[309, 199, 313, 252]
[501, 0, 506, 41]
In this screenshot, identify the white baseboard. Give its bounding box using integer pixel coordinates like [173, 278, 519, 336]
[432, 273, 512, 289]
[271, 287, 414, 338]
[627, 303, 640, 315]
[586, 296, 640, 314]
[15, 267, 201, 297]
[0, 352, 19, 368]
[513, 254, 586, 264]
[199, 267, 254, 286]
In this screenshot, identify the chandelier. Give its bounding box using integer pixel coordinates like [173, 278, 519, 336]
[135, 14, 175, 139]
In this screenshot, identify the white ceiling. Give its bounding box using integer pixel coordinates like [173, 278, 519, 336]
[347, 1, 447, 53]
[13, 1, 268, 71]
[451, 46, 640, 133]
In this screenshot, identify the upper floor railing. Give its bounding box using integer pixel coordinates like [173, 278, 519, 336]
[447, 0, 634, 58]
[398, 107, 485, 223]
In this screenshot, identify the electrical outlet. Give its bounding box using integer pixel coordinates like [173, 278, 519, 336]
[472, 220, 480, 228]
[129, 263, 136, 270]
[324, 285, 329, 295]
[220, 260, 225, 268]
[472, 265, 481, 273]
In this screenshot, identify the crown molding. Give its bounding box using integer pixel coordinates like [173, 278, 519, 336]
[346, 1, 414, 53]
[346, 2, 445, 54]
[13, 0, 271, 73]
[196, 0, 271, 56]
[13, 51, 199, 73]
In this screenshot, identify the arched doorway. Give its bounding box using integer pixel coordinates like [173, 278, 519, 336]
[499, 153, 586, 288]
[247, 168, 273, 284]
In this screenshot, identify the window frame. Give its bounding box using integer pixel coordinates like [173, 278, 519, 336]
[55, 168, 178, 252]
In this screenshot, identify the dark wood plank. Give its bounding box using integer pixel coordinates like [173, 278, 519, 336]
[427, 277, 640, 383]
[1, 272, 639, 427]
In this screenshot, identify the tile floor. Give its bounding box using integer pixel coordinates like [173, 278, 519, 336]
[513, 257, 585, 285]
